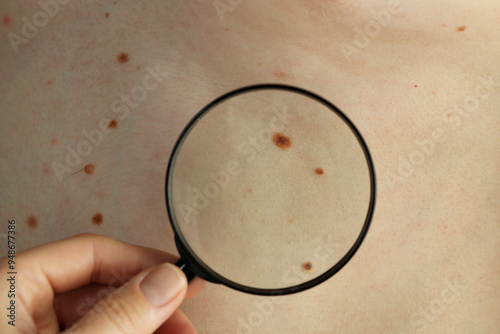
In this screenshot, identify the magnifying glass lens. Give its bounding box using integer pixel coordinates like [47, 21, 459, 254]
[167, 86, 374, 293]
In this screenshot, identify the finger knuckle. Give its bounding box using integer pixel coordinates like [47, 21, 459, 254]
[101, 295, 139, 332]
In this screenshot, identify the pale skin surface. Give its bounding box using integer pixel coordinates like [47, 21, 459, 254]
[1, 0, 499, 333]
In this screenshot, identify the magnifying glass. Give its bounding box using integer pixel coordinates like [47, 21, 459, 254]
[165, 84, 376, 296]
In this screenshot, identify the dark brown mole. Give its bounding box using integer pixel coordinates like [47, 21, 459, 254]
[84, 164, 95, 175]
[117, 52, 129, 63]
[108, 119, 117, 129]
[272, 132, 292, 150]
[92, 213, 103, 226]
[315, 168, 324, 175]
[457, 25, 467, 32]
[27, 215, 37, 229]
[105, 12, 109, 18]
[302, 262, 312, 271]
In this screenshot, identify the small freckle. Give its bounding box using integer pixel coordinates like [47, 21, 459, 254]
[108, 119, 117, 129]
[315, 168, 324, 175]
[136, 66, 141, 70]
[224, 27, 229, 31]
[457, 25, 467, 32]
[3, 15, 11, 27]
[26, 215, 37, 229]
[272, 132, 292, 150]
[444, 225, 448, 229]
[288, 219, 293, 223]
[302, 262, 312, 271]
[273, 71, 288, 79]
[42, 168, 49, 174]
[257, 62, 262, 66]
[84, 164, 95, 175]
[447, 113, 452, 117]
[47, 79, 53, 85]
[386, 129, 390, 133]
[117, 52, 129, 63]
[432, 91, 436, 95]
[105, 12, 109, 18]
[92, 213, 103, 226]
[442, 23, 447, 27]
[51, 137, 58, 145]
[248, 189, 252, 193]
[154, 152, 160, 159]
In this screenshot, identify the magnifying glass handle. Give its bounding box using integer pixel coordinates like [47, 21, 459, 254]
[175, 258, 196, 283]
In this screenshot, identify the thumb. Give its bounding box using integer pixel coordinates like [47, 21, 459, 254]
[65, 263, 188, 334]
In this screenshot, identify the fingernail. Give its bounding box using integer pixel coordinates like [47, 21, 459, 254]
[140, 263, 186, 306]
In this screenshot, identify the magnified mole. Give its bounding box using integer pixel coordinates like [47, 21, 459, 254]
[84, 164, 95, 175]
[92, 213, 103, 226]
[315, 168, 324, 175]
[302, 262, 312, 271]
[272, 132, 292, 150]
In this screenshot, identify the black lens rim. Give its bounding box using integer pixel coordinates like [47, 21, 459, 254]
[165, 84, 376, 296]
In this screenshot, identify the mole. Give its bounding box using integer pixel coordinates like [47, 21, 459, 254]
[105, 12, 109, 18]
[457, 25, 467, 32]
[92, 213, 103, 226]
[302, 262, 312, 271]
[117, 52, 129, 63]
[108, 119, 117, 129]
[84, 164, 95, 175]
[26, 215, 37, 229]
[315, 168, 324, 175]
[272, 132, 292, 150]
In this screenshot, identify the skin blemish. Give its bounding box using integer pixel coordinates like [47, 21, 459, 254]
[414, 85, 418, 88]
[92, 213, 103, 226]
[273, 71, 288, 79]
[117, 52, 129, 63]
[42, 168, 49, 174]
[105, 12, 109, 18]
[136, 66, 141, 70]
[432, 91, 436, 95]
[272, 132, 292, 150]
[3, 15, 11, 27]
[248, 189, 252, 193]
[302, 262, 312, 271]
[51, 137, 58, 145]
[288, 219, 293, 223]
[47, 79, 53, 85]
[27, 215, 37, 229]
[108, 119, 117, 129]
[315, 168, 324, 175]
[457, 25, 467, 32]
[84, 163, 95, 175]
[224, 27, 229, 31]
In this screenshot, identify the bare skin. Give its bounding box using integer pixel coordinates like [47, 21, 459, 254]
[1, 0, 499, 333]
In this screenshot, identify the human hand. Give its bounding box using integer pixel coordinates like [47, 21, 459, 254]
[0, 233, 205, 334]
